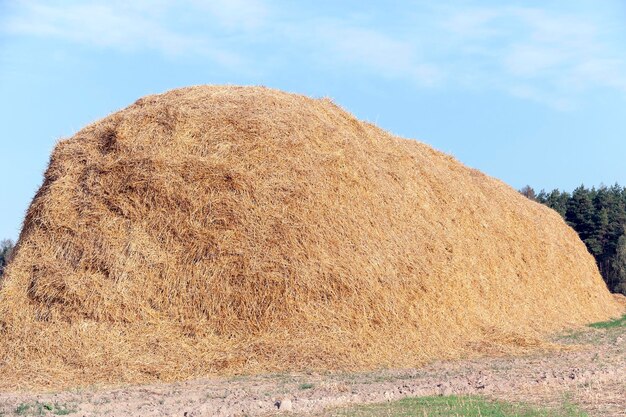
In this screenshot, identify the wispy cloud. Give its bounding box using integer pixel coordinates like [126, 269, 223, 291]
[190, 0, 269, 30]
[507, 84, 575, 111]
[3, 1, 626, 110]
[2, 0, 248, 66]
[303, 21, 442, 87]
[440, 5, 626, 108]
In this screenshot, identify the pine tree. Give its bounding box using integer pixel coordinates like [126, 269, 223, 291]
[566, 186, 596, 242]
[611, 231, 626, 294]
[545, 189, 569, 218]
[590, 187, 611, 259]
[587, 208, 608, 257]
[606, 185, 626, 251]
[535, 189, 569, 217]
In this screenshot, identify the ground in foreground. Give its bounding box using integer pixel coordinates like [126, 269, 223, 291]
[0, 316, 624, 417]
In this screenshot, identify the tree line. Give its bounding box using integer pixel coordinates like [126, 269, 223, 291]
[521, 184, 626, 294]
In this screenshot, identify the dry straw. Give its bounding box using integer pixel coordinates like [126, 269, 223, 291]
[0, 86, 622, 390]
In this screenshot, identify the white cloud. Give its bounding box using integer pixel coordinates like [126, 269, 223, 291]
[3, 1, 626, 109]
[442, 8, 502, 39]
[508, 84, 575, 111]
[309, 22, 442, 87]
[572, 58, 626, 91]
[2, 0, 253, 66]
[440, 5, 626, 108]
[190, 0, 269, 30]
[503, 44, 570, 77]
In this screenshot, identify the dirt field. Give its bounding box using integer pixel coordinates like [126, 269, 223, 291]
[0, 320, 624, 417]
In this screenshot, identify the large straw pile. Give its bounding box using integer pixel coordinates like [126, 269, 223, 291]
[0, 86, 622, 390]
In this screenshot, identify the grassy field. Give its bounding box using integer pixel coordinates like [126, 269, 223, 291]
[313, 395, 587, 417]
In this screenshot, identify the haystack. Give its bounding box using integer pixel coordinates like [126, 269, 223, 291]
[0, 86, 622, 390]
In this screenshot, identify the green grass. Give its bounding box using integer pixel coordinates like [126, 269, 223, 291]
[299, 382, 315, 390]
[14, 401, 76, 416]
[588, 313, 626, 329]
[317, 395, 587, 417]
[556, 312, 626, 345]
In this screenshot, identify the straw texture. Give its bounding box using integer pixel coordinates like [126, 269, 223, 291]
[0, 86, 622, 390]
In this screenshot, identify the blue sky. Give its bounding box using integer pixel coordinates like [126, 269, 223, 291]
[1, 1, 626, 240]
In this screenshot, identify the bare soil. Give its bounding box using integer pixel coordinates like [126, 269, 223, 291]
[0, 325, 624, 417]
